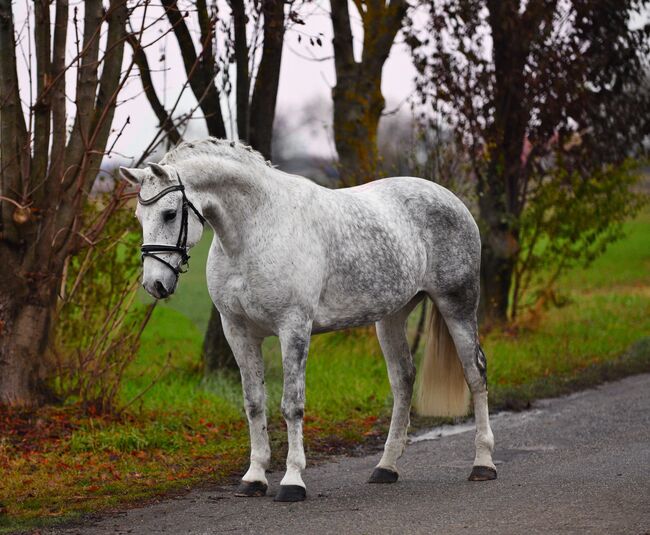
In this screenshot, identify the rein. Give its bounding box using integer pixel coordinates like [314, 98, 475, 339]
[138, 174, 205, 276]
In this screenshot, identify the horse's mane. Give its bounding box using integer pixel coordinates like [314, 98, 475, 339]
[160, 137, 272, 169]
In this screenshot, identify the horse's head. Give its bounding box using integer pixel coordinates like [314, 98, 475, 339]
[120, 163, 205, 299]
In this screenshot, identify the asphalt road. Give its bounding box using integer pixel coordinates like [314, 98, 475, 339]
[48, 374, 650, 535]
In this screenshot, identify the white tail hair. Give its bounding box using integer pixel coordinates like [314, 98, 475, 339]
[414, 301, 470, 417]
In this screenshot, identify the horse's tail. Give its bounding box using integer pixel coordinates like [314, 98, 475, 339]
[414, 300, 470, 417]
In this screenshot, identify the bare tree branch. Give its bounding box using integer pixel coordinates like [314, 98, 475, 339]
[161, 0, 226, 137]
[31, 0, 51, 207]
[63, 0, 103, 189]
[331, 0, 355, 72]
[197, 0, 215, 75]
[85, 0, 129, 189]
[48, 0, 69, 196]
[127, 33, 182, 145]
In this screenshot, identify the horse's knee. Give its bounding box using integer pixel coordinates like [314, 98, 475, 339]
[244, 399, 265, 419]
[281, 400, 304, 422]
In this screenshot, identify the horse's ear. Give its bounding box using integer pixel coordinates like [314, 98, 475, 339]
[146, 162, 172, 182]
[119, 166, 146, 186]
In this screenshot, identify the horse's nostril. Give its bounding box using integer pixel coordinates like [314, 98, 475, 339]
[154, 280, 169, 298]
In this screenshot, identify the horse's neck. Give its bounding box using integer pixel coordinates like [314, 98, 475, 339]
[183, 156, 277, 254]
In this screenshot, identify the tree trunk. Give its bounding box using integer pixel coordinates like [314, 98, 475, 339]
[479, 238, 516, 325]
[202, 306, 237, 373]
[476, 162, 520, 325]
[249, 0, 285, 159]
[0, 278, 56, 406]
[330, 0, 406, 186]
[475, 1, 531, 326]
[332, 69, 384, 185]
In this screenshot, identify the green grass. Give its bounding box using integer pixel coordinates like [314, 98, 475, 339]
[559, 208, 650, 291]
[1, 207, 649, 533]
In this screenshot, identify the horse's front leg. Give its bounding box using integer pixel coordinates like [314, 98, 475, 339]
[275, 318, 312, 502]
[221, 316, 271, 497]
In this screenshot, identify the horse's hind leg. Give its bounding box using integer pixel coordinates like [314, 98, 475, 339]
[369, 298, 419, 483]
[435, 295, 496, 481]
[221, 316, 271, 497]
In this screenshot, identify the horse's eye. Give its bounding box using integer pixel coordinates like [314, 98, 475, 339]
[163, 210, 177, 222]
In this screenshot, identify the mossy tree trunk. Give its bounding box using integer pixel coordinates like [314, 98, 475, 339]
[330, 0, 407, 186]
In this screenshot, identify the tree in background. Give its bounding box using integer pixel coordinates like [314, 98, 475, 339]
[330, 0, 407, 185]
[408, 0, 650, 323]
[0, 0, 149, 406]
[130, 0, 286, 373]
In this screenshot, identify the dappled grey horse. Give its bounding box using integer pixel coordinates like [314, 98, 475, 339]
[120, 138, 496, 502]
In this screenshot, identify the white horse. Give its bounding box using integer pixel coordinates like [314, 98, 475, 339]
[120, 138, 496, 502]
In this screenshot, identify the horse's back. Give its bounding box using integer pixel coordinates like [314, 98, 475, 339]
[334, 176, 480, 272]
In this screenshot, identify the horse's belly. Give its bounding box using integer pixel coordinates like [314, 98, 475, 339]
[311, 305, 397, 333]
[312, 277, 421, 333]
[311, 209, 426, 332]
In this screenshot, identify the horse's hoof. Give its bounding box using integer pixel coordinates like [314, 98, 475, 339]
[468, 466, 497, 481]
[274, 485, 306, 502]
[235, 480, 268, 497]
[368, 467, 399, 484]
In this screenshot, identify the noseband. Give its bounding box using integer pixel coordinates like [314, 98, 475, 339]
[138, 174, 206, 276]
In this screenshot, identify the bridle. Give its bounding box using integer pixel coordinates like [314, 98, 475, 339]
[138, 174, 206, 276]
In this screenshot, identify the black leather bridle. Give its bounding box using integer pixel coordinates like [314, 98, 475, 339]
[138, 174, 206, 276]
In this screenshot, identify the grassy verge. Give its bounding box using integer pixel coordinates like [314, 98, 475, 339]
[1, 208, 648, 533]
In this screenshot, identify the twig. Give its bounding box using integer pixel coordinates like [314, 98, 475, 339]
[0, 196, 31, 210]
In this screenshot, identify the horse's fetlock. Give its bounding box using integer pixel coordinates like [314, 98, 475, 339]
[475, 431, 494, 452]
[251, 449, 271, 467]
[292, 453, 306, 471]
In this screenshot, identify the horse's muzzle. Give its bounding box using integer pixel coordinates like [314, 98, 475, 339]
[143, 278, 176, 299]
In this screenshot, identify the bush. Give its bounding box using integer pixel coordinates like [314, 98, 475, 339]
[512, 159, 647, 318]
[49, 188, 154, 414]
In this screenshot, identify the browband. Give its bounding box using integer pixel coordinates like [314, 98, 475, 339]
[138, 184, 206, 225]
[138, 184, 184, 205]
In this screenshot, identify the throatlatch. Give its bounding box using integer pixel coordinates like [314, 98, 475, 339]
[138, 174, 205, 276]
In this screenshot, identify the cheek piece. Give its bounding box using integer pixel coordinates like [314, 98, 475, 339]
[138, 173, 206, 277]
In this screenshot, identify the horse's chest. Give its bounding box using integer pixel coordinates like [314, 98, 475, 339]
[206, 252, 284, 332]
[207, 269, 244, 316]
